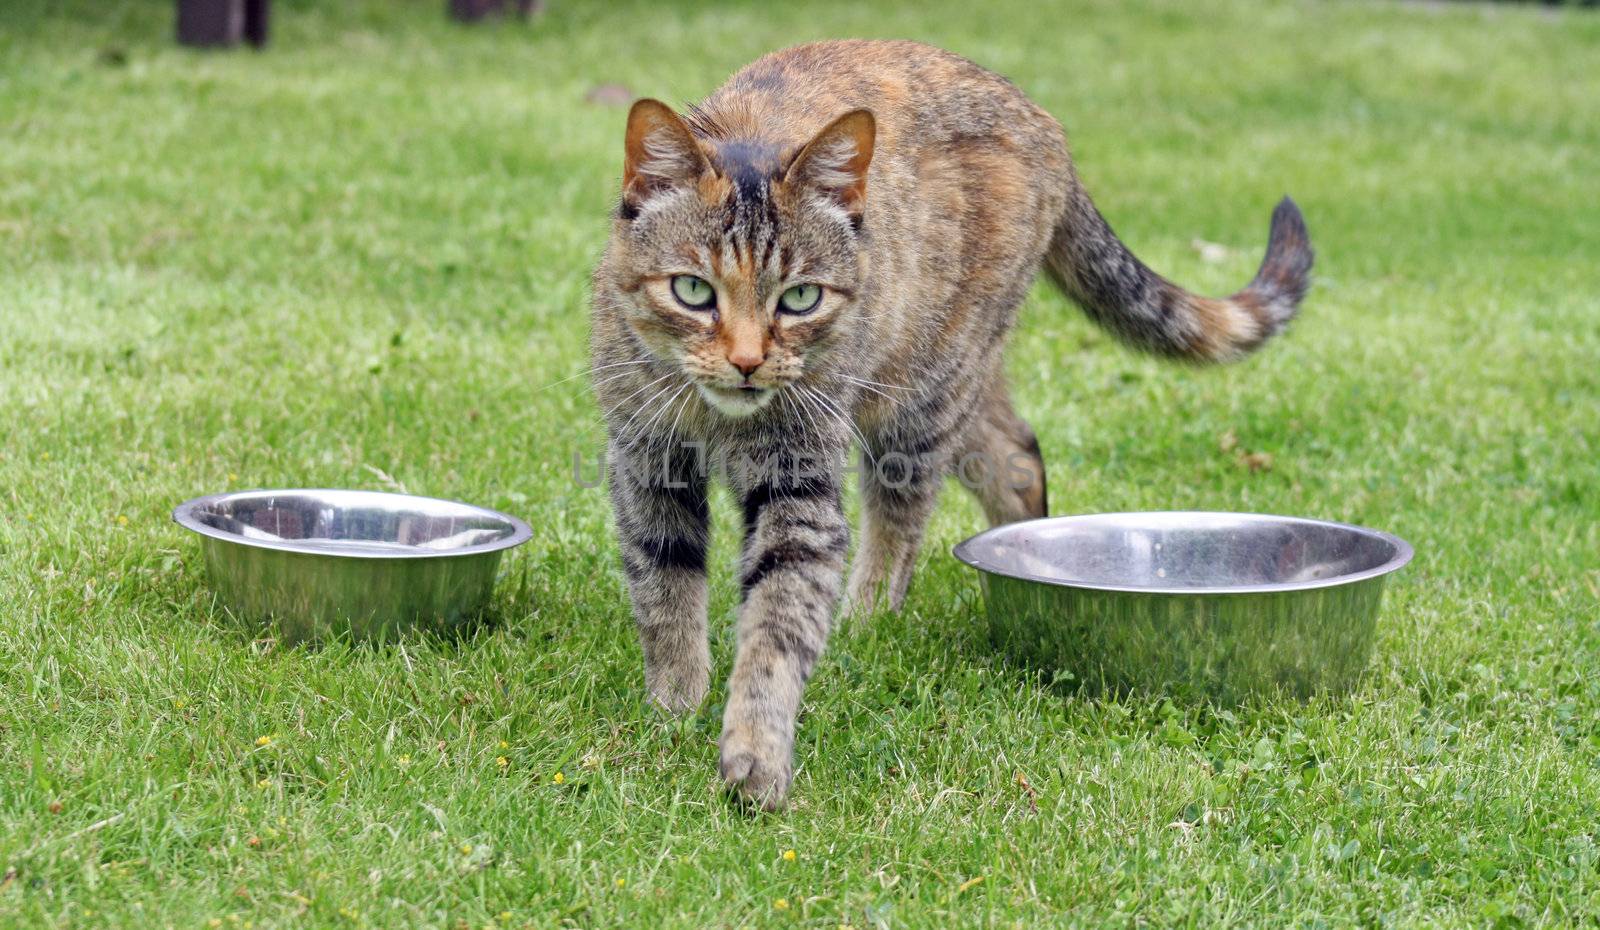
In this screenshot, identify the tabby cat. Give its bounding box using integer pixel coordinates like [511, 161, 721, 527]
[589, 40, 1311, 809]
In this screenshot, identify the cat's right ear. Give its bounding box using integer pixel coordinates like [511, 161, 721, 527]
[621, 99, 710, 217]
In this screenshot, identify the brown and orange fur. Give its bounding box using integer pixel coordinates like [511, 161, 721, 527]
[589, 40, 1312, 810]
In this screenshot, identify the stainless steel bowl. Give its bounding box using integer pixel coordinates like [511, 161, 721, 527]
[173, 489, 532, 642]
[954, 512, 1413, 700]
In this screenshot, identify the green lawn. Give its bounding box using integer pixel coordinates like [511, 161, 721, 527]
[3, 0, 1599, 926]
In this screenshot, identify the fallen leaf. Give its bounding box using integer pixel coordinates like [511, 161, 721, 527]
[1239, 451, 1274, 473]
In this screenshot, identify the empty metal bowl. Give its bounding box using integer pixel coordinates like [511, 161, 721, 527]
[173, 489, 531, 642]
[954, 512, 1413, 701]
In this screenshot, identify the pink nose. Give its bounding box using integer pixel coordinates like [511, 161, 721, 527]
[729, 352, 764, 378]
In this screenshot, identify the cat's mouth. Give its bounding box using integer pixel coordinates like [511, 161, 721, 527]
[698, 382, 775, 417]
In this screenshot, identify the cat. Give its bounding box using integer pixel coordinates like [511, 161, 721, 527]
[588, 40, 1311, 810]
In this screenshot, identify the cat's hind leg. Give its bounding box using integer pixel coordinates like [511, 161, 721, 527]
[956, 377, 1048, 526]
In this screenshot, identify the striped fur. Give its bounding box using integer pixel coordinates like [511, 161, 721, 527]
[589, 40, 1312, 810]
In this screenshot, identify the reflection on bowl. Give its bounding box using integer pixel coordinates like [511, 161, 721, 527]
[954, 512, 1413, 700]
[174, 489, 531, 642]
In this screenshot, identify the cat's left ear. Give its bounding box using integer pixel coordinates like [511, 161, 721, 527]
[783, 109, 875, 224]
[622, 99, 711, 214]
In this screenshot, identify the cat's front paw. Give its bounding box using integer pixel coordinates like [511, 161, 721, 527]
[645, 661, 708, 716]
[718, 719, 793, 812]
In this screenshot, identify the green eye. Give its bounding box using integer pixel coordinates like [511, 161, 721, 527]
[670, 275, 715, 310]
[778, 284, 822, 315]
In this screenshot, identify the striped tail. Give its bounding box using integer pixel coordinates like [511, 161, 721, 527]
[1044, 181, 1313, 362]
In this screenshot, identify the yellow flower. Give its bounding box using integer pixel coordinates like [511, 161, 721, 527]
[495, 756, 509, 770]
[228, 473, 238, 482]
[256, 778, 271, 789]
[497, 912, 512, 923]
[254, 735, 272, 747]
[782, 849, 797, 862]
[552, 771, 565, 785]
[116, 515, 129, 526]
[614, 877, 625, 888]
[773, 898, 789, 911]
[498, 740, 509, 750]
[396, 754, 412, 767]
[459, 843, 473, 855]
[174, 699, 186, 710]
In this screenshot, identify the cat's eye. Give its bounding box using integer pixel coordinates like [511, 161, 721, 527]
[778, 284, 822, 315]
[670, 275, 716, 310]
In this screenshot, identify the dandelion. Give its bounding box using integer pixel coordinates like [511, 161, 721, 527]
[256, 778, 271, 789]
[497, 912, 512, 923]
[614, 878, 625, 888]
[459, 843, 473, 856]
[495, 755, 509, 770]
[228, 473, 238, 482]
[254, 735, 272, 747]
[174, 699, 186, 710]
[116, 515, 129, 526]
[552, 771, 565, 785]
[396, 754, 412, 767]
[773, 898, 789, 911]
[782, 849, 797, 862]
[498, 739, 509, 750]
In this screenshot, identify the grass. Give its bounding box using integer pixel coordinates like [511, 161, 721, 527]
[2, 0, 1598, 925]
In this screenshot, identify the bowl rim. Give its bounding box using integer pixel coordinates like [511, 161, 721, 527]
[172, 488, 533, 560]
[952, 510, 1414, 595]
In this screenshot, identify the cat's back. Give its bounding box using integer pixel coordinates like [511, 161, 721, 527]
[692, 40, 1066, 163]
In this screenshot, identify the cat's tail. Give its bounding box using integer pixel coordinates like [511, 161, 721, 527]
[1043, 180, 1312, 363]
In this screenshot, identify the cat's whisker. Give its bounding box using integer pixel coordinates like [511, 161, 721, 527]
[833, 376, 901, 403]
[782, 385, 827, 443]
[801, 384, 876, 464]
[615, 376, 685, 441]
[838, 374, 910, 394]
[662, 383, 697, 445]
[639, 383, 694, 447]
[537, 359, 652, 393]
[609, 371, 677, 418]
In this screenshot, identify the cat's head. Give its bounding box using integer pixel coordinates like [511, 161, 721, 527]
[598, 98, 875, 418]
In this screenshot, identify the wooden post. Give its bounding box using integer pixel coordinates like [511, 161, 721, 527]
[177, 0, 269, 48]
[243, 0, 270, 47]
[177, 0, 243, 47]
[449, 0, 502, 21]
[449, 0, 542, 22]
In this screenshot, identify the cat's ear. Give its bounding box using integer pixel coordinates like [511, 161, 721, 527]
[783, 109, 875, 224]
[622, 99, 711, 215]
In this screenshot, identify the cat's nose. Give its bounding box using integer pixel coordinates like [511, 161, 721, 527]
[728, 350, 765, 378]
